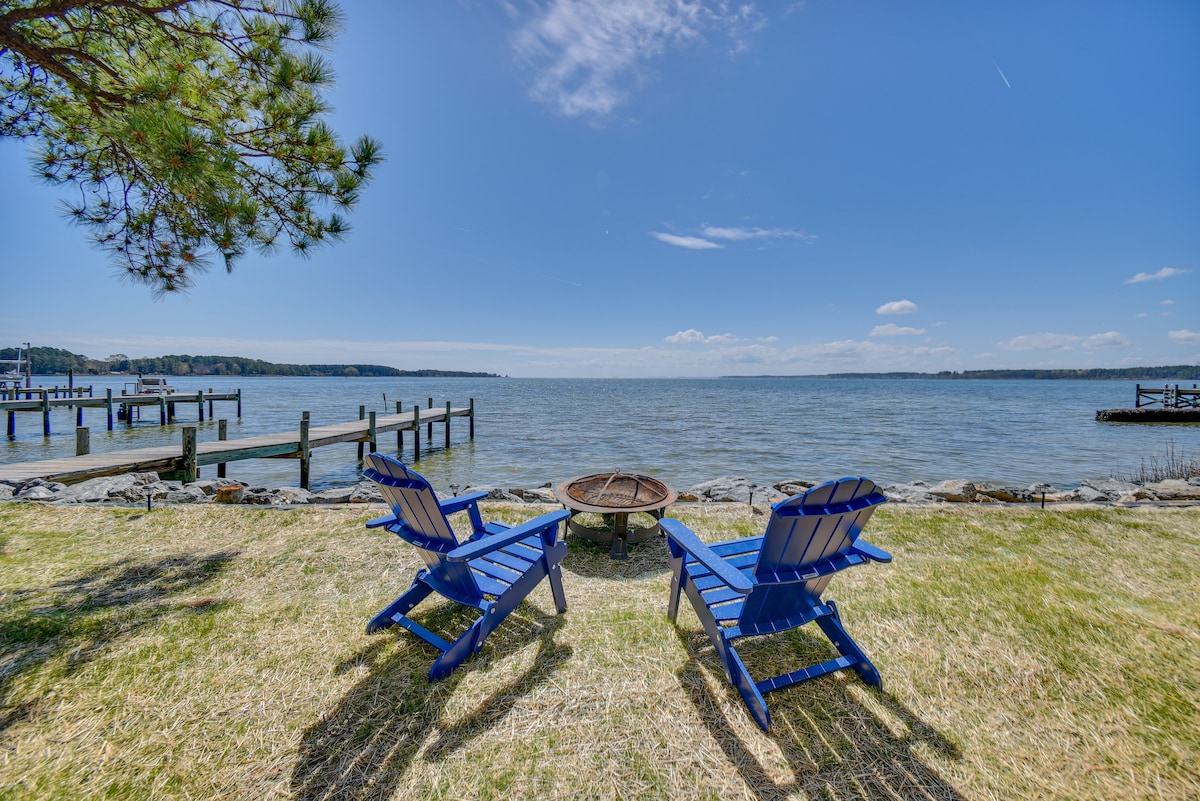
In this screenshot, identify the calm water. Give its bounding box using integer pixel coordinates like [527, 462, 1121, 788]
[3, 376, 1198, 493]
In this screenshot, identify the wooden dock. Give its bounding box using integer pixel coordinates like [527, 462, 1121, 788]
[1096, 383, 1200, 422]
[0, 401, 474, 489]
[2, 389, 242, 436]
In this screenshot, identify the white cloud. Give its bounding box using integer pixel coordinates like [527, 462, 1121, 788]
[1168, 329, 1200, 344]
[1082, 331, 1130, 349]
[870, 324, 926, 337]
[1162, 299, 1175, 305]
[650, 232, 722, 250]
[758, 335, 779, 343]
[700, 225, 816, 243]
[665, 329, 740, 345]
[997, 333, 1081, 352]
[1125, 266, 1192, 284]
[512, 1, 764, 119]
[876, 300, 918, 315]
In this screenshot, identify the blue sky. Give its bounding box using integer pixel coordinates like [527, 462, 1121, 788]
[1, 0, 1197, 377]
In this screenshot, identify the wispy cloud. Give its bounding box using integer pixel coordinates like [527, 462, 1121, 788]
[998, 331, 1131, 352]
[870, 323, 926, 337]
[650, 232, 723, 250]
[700, 225, 816, 243]
[1125, 266, 1192, 284]
[876, 299, 918, 315]
[1168, 329, 1200, 344]
[652, 224, 812, 250]
[993, 61, 1012, 89]
[511, 0, 765, 119]
[665, 329, 738, 344]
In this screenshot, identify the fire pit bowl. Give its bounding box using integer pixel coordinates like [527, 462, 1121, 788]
[554, 472, 678, 559]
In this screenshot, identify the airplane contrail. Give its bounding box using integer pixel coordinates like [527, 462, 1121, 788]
[994, 61, 1012, 89]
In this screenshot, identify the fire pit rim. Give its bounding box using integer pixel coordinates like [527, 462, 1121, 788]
[553, 471, 678, 515]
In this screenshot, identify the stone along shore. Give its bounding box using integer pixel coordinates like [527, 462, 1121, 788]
[4, 472, 1200, 506]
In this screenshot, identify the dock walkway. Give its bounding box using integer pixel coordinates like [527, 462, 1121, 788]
[0, 403, 472, 489]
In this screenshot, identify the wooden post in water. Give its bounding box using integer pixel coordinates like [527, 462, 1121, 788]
[412, 405, 421, 461]
[237, 389, 242, 418]
[105, 388, 114, 431]
[167, 399, 176, 422]
[6, 410, 13, 438]
[76, 403, 83, 427]
[426, 397, 433, 441]
[369, 411, 377, 454]
[76, 426, 90, 456]
[357, 405, 366, 460]
[197, 389, 205, 422]
[159, 396, 167, 425]
[395, 400, 403, 453]
[469, 398, 475, 440]
[299, 412, 311, 490]
[207, 389, 214, 419]
[217, 419, 228, 479]
[41, 392, 50, 437]
[444, 401, 451, 449]
[181, 426, 197, 483]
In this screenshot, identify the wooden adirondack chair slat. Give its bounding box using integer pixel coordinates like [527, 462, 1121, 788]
[665, 476, 892, 731]
[364, 453, 570, 681]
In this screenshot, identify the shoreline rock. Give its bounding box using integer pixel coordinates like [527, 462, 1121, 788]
[3, 473, 1199, 507]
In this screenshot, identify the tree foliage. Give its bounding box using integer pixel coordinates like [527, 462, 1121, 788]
[0, 0, 382, 293]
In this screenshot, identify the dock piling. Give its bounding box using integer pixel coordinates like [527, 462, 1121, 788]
[41, 393, 50, 437]
[445, 401, 451, 449]
[395, 401, 403, 452]
[182, 426, 197, 483]
[105, 389, 114, 431]
[218, 419, 228, 478]
[357, 405, 366, 460]
[469, 398, 475, 440]
[369, 411, 377, 453]
[75, 426, 89, 456]
[427, 398, 433, 441]
[412, 405, 421, 461]
[299, 412, 311, 489]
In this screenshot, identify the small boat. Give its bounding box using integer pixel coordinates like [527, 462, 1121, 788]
[1, 342, 30, 387]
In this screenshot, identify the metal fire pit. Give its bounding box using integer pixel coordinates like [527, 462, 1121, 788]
[554, 472, 677, 559]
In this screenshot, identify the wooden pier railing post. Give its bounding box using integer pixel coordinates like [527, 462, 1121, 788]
[299, 412, 311, 490]
[218, 419, 228, 479]
[444, 401, 451, 449]
[357, 405, 366, 460]
[197, 389, 205, 422]
[76, 426, 90, 456]
[412, 405, 421, 461]
[369, 411, 377, 454]
[426, 398, 433, 441]
[182, 426, 198, 483]
[105, 388, 114, 431]
[469, 398, 475, 440]
[395, 400, 403, 453]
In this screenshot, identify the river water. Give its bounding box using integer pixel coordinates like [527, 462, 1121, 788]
[3, 375, 1197, 493]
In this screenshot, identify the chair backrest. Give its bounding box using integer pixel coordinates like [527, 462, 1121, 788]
[364, 453, 480, 601]
[739, 477, 886, 626]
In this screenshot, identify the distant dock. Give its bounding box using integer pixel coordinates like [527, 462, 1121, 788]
[1096, 383, 1200, 422]
[2, 387, 242, 436]
[0, 401, 474, 489]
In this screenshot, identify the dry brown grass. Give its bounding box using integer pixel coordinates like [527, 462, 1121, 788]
[0, 501, 1197, 800]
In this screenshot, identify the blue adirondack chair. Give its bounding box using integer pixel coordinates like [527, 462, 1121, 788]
[664, 477, 892, 730]
[362, 452, 570, 680]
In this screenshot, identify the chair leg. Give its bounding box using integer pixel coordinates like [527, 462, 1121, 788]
[814, 601, 882, 689]
[728, 645, 771, 731]
[665, 543, 686, 623]
[430, 616, 486, 680]
[545, 541, 569, 614]
[367, 580, 435, 634]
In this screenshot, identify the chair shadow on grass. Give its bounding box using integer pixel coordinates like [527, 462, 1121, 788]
[0, 550, 238, 733]
[676, 628, 967, 801]
[290, 602, 571, 801]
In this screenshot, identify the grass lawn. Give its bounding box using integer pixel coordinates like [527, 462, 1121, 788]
[0, 501, 1197, 800]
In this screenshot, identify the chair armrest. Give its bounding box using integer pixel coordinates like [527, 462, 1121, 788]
[661, 518, 754, 594]
[447, 509, 570, 562]
[365, 514, 397, 529]
[439, 491, 488, 514]
[850, 538, 892, 563]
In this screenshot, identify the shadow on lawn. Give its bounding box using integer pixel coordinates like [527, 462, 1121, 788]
[0, 550, 238, 732]
[291, 604, 570, 801]
[678, 629, 966, 801]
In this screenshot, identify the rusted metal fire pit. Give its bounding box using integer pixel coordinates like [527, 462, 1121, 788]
[554, 472, 677, 559]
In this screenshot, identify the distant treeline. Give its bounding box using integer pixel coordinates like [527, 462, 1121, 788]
[0, 347, 499, 378]
[734, 366, 1200, 381]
